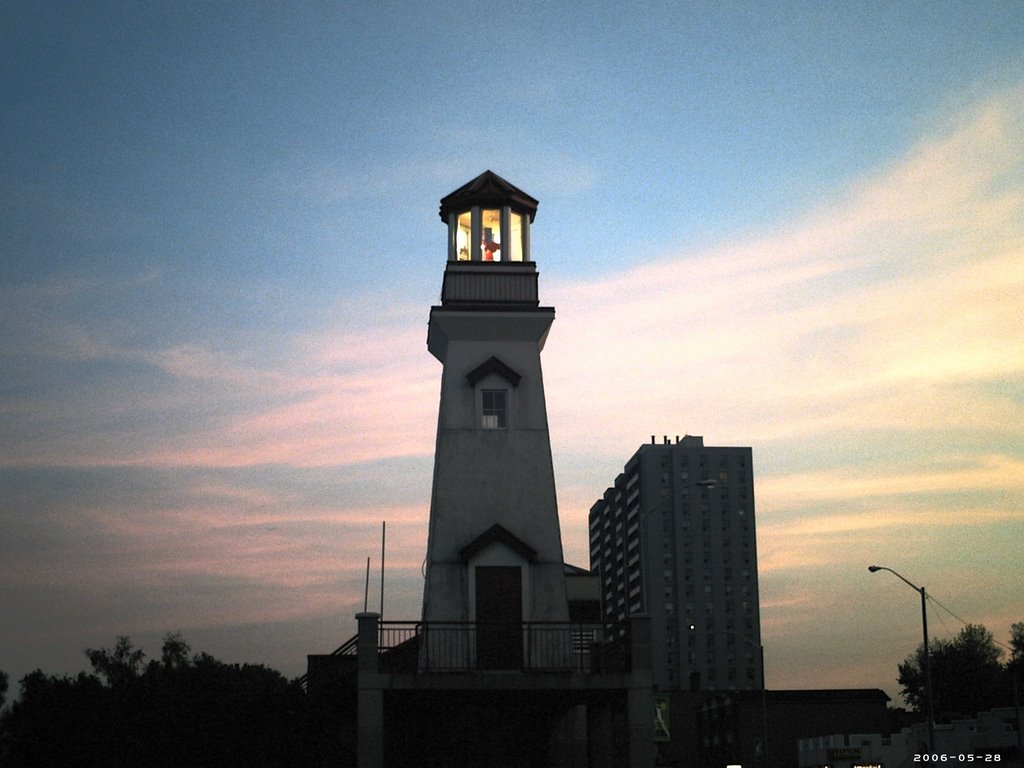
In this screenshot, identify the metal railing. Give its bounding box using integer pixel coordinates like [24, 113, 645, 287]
[376, 620, 631, 675]
[297, 633, 358, 690]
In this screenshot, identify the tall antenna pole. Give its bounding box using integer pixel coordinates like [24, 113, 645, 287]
[363, 556, 370, 612]
[379, 521, 386, 621]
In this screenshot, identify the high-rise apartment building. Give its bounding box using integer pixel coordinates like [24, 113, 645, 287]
[589, 435, 763, 691]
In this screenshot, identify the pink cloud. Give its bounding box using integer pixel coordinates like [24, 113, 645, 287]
[542, 86, 1024, 457]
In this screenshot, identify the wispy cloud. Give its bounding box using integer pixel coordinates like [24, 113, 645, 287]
[544, 86, 1024, 452]
[16, 88, 1019, 472]
[758, 454, 1024, 508]
[3, 84, 1022, 695]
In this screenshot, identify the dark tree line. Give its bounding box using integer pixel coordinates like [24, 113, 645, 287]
[0, 634, 310, 768]
[898, 622, 1024, 720]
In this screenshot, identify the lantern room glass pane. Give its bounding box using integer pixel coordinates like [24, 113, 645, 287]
[481, 209, 502, 261]
[509, 211, 523, 262]
[456, 211, 472, 261]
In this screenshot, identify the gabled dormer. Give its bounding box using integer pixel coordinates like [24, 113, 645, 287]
[459, 523, 537, 564]
[466, 356, 522, 388]
[466, 357, 521, 431]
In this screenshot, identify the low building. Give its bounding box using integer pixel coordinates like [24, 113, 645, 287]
[799, 706, 1024, 768]
[697, 688, 891, 768]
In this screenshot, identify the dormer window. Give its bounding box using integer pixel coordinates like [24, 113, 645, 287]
[482, 389, 507, 429]
[467, 357, 520, 430]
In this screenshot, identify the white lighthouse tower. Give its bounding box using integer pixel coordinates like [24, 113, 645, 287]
[421, 171, 570, 666]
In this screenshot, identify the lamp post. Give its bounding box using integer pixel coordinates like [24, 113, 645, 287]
[868, 565, 935, 751]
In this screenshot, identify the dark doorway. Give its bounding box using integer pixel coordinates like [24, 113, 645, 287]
[475, 565, 523, 670]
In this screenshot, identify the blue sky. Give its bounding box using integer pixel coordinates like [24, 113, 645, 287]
[2, 1, 1023, 702]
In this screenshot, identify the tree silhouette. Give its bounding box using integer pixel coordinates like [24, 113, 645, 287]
[85, 636, 146, 688]
[0, 669, 112, 766]
[0, 634, 309, 768]
[1007, 622, 1024, 705]
[898, 623, 1011, 720]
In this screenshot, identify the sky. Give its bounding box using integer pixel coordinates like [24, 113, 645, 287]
[2, 1, 1023, 705]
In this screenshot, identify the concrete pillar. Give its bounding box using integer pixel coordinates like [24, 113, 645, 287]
[629, 613, 652, 674]
[549, 702, 589, 767]
[587, 698, 615, 768]
[568, 703, 589, 768]
[356, 612, 379, 675]
[356, 612, 383, 768]
[628, 614, 655, 768]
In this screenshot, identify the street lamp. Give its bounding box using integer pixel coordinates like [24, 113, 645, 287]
[868, 565, 935, 751]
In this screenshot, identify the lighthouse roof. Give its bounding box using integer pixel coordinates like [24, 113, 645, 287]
[439, 170, 539, 222]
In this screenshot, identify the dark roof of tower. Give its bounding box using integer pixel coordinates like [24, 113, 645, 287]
[563, 562, 593, 576]
[459, 524, 537, 563]
[465, 356, 522, 388]
[439, 170, 539, 222]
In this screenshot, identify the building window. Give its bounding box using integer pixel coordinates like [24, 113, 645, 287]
[482, 389, 507, 429]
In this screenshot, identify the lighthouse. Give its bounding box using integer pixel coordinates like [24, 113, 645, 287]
[421, 171, 570, 666]
[312, 173, 655, 768]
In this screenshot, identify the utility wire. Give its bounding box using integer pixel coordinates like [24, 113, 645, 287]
[926, 592, 971, 627]
[927, 598, 958, 641]
[926, 592, 1014, 653]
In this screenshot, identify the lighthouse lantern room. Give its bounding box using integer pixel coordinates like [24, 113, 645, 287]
[440, 170, 537, 263]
